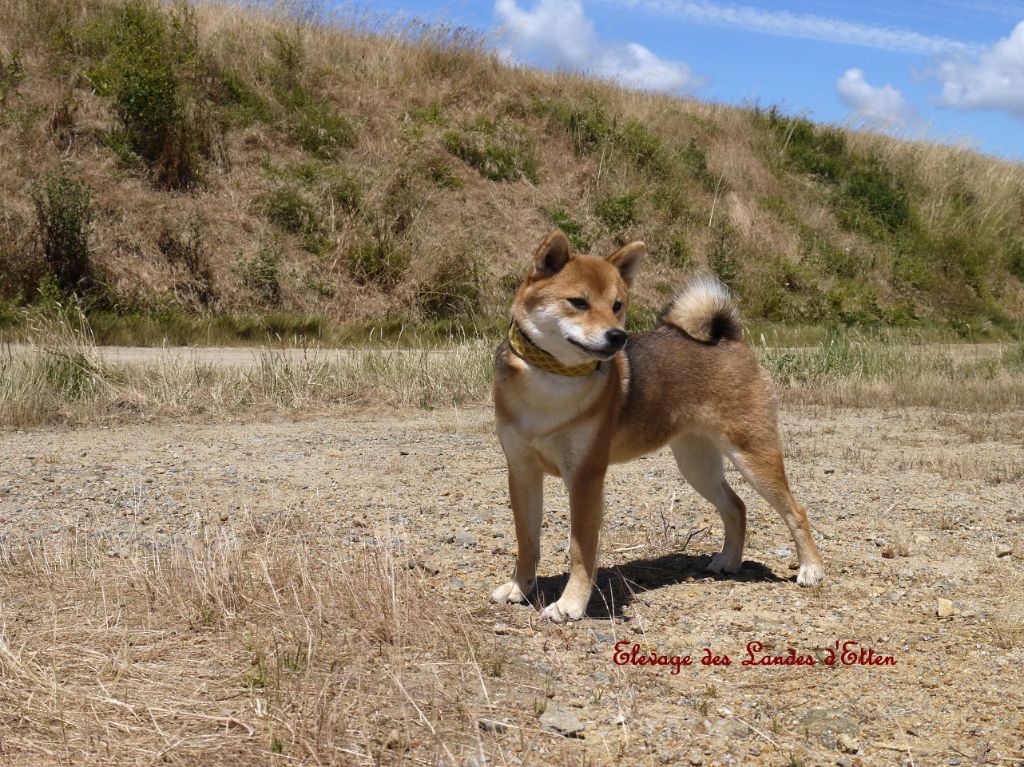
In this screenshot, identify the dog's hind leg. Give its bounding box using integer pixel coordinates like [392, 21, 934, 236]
[671, 434, 746, 574]
[722, 433, 825, 587]
[491, 449, 543, 604]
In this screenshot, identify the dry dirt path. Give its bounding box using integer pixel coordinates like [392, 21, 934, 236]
[2, 342, 457, 367]
[1, 405, 1022, 765]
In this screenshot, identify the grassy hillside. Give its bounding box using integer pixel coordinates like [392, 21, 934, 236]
[2, 0, 1024, 345]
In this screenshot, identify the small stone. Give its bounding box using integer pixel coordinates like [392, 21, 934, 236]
[539, 703, 585, 737]
[614, 713, 627, 726]
[449, 578, 465, 590]
[455, 531, 477, 548]
[836, 733, 860, 753]
[686, 748, 704, 765]
[936, 598, 957, 617]
[995, 543, 1013, 558]
[493, 623, 513, 635]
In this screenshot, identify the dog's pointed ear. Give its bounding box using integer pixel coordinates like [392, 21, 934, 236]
[531, 230, 572, 278]
[606, 241, 645, 286]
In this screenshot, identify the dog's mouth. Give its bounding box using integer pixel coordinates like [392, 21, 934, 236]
[568, 337, 623, 361]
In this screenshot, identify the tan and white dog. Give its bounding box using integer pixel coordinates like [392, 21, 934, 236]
[491, 231, 825, 622]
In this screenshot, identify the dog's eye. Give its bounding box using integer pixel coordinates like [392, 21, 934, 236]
[567, 298, 589, 310]
[612, 300, 623, 313]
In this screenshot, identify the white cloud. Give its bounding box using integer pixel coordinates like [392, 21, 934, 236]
[494, 0, 703, 92]
[935, 21, 1024, 117]
[837, 68, 913, 129]
[603, 0, 979, 55]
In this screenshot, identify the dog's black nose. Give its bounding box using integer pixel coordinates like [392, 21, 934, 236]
[605, 329, 628, 349]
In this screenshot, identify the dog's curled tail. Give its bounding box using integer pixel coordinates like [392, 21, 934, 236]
[660, 277, 742, 343]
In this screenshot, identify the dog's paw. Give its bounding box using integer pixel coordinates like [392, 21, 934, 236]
[706, 551, 742, 575]
[490, 579, 535, 604]
[797, 562, 825, 587]
[542, 597, 587, 623]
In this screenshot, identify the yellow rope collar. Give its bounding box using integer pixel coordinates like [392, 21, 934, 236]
[507, 322, 599, 377]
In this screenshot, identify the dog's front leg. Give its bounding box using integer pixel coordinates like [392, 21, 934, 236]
[491, 456, 543, 604]
[543, 470, 605, 622]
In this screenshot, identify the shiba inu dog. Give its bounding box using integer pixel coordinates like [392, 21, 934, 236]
[491, 231, 825, 623]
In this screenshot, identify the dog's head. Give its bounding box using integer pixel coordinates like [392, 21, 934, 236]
[512, 230, 645, 364]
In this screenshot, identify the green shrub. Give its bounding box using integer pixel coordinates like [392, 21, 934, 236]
[411, 101, 446, 126]
[616, 120, 665, 174]
[218, 71, 273, 126]
[762, 108, 913, 239]
[762, 109, 847, 181]
[594, 193, 639, 231]
[422, 156, 463, 190]
[709, 222, 739, 288]
[0, 209, 41, 300]
[346, 235, 409, 290]
[85, 0, 209, 189]
[243, 246, 283, 305]
[326, 171, 362, 213]
[261, 186, 319, 235]
[837, 160, 911, 236]
[443, 122, 539, 183]
[1004, 240, 1024, 282]
[680, 138, 715, 189]
[33, 167, 93, 296]
[0, 48, 25, 105]
[157, 216, 215, 305]
[545, 207, 590, 251]
[292, 103, 355, 160]
[553, 99, 614, 155]
[417, 253, 485, 319]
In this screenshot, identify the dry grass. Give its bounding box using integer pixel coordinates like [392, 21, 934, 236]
[0, 509, 578, 765]
[3, 310, 1024, 429]
[1, 309, 493, 428]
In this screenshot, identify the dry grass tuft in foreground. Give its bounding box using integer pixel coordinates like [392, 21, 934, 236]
[0, 511, 571, 765]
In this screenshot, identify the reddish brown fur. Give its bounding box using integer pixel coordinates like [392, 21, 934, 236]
[491, 231, 824, 622]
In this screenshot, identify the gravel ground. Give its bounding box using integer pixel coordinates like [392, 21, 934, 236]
[1, 405, 1022, 766]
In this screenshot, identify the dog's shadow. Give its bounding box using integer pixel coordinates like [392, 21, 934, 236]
[533, 552, 784, 620]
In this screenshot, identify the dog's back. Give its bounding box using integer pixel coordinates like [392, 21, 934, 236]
[610, 279, 777, 463]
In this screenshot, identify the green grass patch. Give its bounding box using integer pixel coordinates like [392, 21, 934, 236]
[594, 193, 639, 231]
[260, 186, 319, 235]
[443, 120, 539, 183]
[545, 207, 590, 251]
[242, 246, 283, 306]
[345, 236, 409, 290]
[292, 103, 355, 160]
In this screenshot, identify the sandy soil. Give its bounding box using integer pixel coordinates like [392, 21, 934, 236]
[1, 405, 1022, 765]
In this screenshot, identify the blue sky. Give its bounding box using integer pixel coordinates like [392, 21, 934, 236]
[369, 0, 1024, 160]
